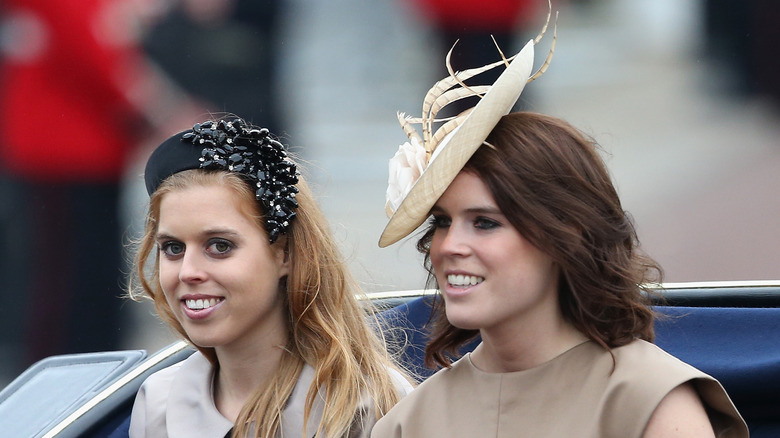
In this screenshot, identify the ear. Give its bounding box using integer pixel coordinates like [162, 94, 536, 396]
[272, 235, 291, 279]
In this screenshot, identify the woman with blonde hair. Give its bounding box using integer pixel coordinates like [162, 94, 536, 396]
[129, 116, 412, 437]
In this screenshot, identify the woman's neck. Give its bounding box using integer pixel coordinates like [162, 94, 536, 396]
[213, 338, 287, 422]
[471, 314, 588, 373]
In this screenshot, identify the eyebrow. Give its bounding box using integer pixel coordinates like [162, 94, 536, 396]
[430, 205, 504, 215]
[155, 228, 241, 242]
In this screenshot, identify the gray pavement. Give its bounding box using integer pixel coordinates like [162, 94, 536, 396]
[122, 0, 780, 354]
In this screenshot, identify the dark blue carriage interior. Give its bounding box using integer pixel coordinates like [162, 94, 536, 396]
[1, 284, 778, 437]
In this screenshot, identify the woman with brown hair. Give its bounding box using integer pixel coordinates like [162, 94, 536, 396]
[371, 19, 747, 438]
[128, 116, 412, 437]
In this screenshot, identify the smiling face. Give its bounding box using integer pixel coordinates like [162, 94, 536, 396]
[429, 171, 560, 336]
[156, 183, 290, 353]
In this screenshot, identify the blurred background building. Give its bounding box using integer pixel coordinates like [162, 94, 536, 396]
[1, 0, 778, 384]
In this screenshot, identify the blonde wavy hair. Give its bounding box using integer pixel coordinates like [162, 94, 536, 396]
[130, 168, 408, 437]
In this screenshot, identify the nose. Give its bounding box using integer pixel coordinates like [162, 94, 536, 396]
[178, 250, 207, 283]
[434, 224, 471, 258]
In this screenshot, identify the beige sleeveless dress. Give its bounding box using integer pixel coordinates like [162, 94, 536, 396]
[372, 340, 747, 438]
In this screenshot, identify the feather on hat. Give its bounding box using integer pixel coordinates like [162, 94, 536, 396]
[380, 7, 557, 247]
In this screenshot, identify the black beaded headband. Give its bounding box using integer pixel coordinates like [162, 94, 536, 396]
[144, 117, 299, 243]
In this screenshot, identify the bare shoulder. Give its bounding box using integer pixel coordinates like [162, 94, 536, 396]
[642, 382, 715, 438]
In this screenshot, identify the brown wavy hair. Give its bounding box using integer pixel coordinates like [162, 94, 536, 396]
[417, 112, 663, 369]
[130, 168, 408, 437]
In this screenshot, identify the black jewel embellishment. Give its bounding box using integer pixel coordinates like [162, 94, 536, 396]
[182, 118, 299, 244]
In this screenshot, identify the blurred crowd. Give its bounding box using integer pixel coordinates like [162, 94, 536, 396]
[0, 0, 287, 384]
[0, 0, 778, 385]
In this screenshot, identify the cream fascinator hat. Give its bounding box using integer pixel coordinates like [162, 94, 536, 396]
[379, 7, 557, 247]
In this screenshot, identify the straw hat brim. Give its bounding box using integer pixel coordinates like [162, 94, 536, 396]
[379, 39, 536, 247]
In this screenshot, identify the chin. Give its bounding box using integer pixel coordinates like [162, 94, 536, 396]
[182, 330, 223, 349]
[186, 337, 217, 349]
[445, 315, 482, 331]
[444, 304, 484, 329]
